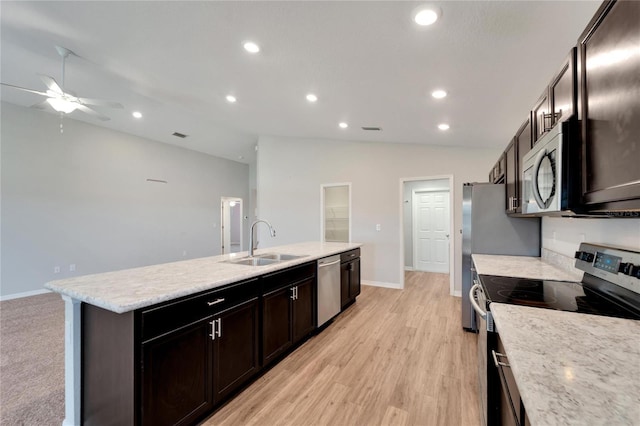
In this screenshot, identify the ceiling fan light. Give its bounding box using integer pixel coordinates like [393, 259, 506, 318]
[47, 97, 78, 113]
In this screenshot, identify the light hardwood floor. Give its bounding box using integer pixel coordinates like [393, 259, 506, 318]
[202, 271, 481, 426]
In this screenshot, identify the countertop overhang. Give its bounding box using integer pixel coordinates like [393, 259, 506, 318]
[45, 241, 361, 313]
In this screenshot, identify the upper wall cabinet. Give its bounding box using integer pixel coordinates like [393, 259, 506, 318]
[505, 116, 533, 214]
[578, 0, 640, 213]
[550, 48, 578, 129]
[532, 89, 551, 145]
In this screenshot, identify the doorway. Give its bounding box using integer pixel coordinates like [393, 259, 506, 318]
[221, 197, 243, 254]
[412, 189, 450, 273]
[400, 176, 454, 294]
[321, 183, 351, 243]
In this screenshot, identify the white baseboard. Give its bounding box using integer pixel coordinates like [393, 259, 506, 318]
[0, 288, 51, 302]
[452, 290, 462, 297]
[362, 280, 402, 290]
[404, 266, 414, 271]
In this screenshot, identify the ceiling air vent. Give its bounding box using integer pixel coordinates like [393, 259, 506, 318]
[172, 132, 188, 138]
[361, 126, 382, 131]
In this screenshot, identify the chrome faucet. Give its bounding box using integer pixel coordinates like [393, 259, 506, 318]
[249, 219, 276, 257]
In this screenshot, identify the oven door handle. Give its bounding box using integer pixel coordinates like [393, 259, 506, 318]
[469, 282, 487, 320]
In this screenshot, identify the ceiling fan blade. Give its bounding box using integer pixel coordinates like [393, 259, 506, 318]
[77, 97, 124, 109]
[1, 82, 49, 97]
[38, 74, 63, 94]
[30, 100, 50, 110]
[75, 104, 110, 121]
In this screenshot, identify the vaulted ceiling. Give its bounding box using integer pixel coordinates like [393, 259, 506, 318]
[1, 1, 601, 164]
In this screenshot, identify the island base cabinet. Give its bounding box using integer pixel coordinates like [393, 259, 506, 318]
[340, 249, 361, 309]
[212, 298, 260, 403]
[292, 277, 316, 344]
[82, 304, 136, 426]
[141, 318, 213, 426]
[261, 286, 293, 366]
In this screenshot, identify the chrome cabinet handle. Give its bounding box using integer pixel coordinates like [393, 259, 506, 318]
[291, 287, 296, 300]
[209, 318, 223, 340]
[294, 286, 299, 300]
[492, 350, 510, 368]
[207, 298, 225, 306]
[216, 318, 222, 338]
[469, 283, 487, 320]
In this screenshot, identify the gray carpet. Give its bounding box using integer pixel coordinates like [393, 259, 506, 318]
[0, 293, 65, 425]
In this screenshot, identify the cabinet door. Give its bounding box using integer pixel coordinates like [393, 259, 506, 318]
[504, 140, 517, 213]
[578, 0, 640, 211]
[514, 117, 532, 213]
[141, 317, 213, 426]
[349, 258, 361, 299]
[212, 298, 259, 404]
[340, 262, 350, 309]
[532, 89, 550, 144]
[261, 286, 293, 366]
[292, 278, 315, 344]
[550, 49, 576, 127]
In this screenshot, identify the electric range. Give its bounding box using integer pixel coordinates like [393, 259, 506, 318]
[470, 242, 640, 426]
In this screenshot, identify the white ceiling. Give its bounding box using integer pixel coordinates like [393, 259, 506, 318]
[1, 1, 601, 164]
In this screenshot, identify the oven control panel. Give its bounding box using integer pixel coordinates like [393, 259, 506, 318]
[575, 243, 640, 294]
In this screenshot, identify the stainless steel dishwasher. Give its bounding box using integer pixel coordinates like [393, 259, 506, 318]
[317, 255, 341, 327]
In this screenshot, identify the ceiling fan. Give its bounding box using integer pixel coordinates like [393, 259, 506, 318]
[0, 46, 123, 121]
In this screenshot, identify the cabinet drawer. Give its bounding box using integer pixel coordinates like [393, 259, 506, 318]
[340, 248, 360, 263]
[141, 279, 259, 341]
[262, 262, 316, 293]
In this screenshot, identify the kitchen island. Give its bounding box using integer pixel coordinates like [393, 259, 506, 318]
[45, 241, 362, 426]
[491, 303, 640, 426]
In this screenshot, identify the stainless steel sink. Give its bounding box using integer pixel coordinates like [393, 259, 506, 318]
[223, 253, 307, 266]
[255, 253, 307, 261]
[225, 257, 279, 266]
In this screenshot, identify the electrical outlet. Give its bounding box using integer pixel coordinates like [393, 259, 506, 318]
[69, 264, 76, 272]
[182, 250, 187, 257]
[54, 266, 60, 274]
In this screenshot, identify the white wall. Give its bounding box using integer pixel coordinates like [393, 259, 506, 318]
[542, 217, 640, 255]
[257, 135, 500, 292]
[1, 103, 250, 298]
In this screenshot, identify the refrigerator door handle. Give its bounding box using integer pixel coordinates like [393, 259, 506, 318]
[469, 283, 487, 320]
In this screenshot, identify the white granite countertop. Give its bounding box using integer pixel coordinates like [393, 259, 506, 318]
[472, 254, 582, 282]
[491, 303, 640, 426]
[45, 241, 361, 313]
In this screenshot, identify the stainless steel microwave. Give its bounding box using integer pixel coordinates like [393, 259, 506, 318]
[521, 119, 580, 215]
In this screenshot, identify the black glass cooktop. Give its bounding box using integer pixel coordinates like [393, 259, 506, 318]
[479, 274, 640, 320]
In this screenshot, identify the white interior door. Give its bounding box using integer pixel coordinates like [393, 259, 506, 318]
[221, 197, 242, 254]
[413, 190, 450, 273]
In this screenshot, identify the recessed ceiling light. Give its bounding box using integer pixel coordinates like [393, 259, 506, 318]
[226, 95, 237, 103]
[243, 41, 260, 53]
[438, 123, 450, 131]
[306, 94, 318, 102]
[431, 90, 447, 99]
[132, 111, 142, 119]
[339, 122, 348, 129]
[414, 7, 440, 26]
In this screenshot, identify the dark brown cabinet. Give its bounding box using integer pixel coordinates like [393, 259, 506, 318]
[340, 249, 361, 309]
[504, 140, 517, 213]
[212, 297, 259, 403]
[532, 89, 550, 145]
[261, 262, 316, 366]
[141, 317, 214, 426]
[261, 285, 293, 365]
[489, 154, 506, 184]
[80, 256, 354, 426]
[550, 48, 577, 129]
[505, 115, 533, 215]
[578, 0, 640, 213]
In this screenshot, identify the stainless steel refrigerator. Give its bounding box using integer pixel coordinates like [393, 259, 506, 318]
[462, 182, 540, 331]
